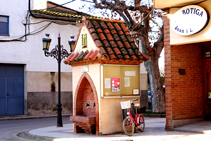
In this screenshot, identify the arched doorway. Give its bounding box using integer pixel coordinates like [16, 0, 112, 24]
[73, 72, 99, 135]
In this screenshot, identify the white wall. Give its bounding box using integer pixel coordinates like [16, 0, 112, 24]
[0, 0, 81, 72]
[74, 26, 98, 53]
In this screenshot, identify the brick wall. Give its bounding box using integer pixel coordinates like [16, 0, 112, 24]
[83, 83, 96, 116]
[73, 72, 99, 135]
[164, 16, 203, 130]
[164, 15, 173, 130]
[171, 44, 203, 119]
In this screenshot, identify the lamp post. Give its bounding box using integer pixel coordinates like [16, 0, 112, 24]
[42, 33, 75, 127]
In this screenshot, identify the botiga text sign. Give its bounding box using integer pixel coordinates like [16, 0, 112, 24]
[171, 5, 208, 36]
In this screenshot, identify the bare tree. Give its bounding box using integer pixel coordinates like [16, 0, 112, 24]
[92, 0, 165, 112]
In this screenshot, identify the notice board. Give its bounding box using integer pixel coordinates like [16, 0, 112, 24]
[102, 65, 140, 96]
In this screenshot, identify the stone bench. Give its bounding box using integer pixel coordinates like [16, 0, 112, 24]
[70, 115, 96, 134]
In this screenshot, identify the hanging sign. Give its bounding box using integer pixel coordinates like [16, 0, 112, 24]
[112, 78, 120, 92]
[171, 5, 208, 36]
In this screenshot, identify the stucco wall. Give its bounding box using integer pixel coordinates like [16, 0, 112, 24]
[0, 0, 79, 116]
[26, 71, 72, 116]
[0, 0, 81, 72]
[100, 97, 140, 134]
[72, 64, 141, 134]
[169, 1, 211, 45]
[72, 64, 101, 100]
[74, 26, 99, 53]
[27, 71, 72, 92]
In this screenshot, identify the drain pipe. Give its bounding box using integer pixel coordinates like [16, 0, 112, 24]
[28, 0, 37, 18]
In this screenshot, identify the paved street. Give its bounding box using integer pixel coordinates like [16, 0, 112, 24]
[1, 116, 211, 141]
[0, 116, 70, 141]
[28, 117, 211, 141]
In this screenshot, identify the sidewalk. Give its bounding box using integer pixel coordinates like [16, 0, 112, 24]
[17, 117, 211, 141]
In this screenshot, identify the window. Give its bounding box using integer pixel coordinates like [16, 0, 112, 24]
[0, 16, 9, 35]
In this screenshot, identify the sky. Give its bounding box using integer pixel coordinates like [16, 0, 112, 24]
[49, 0, 110, 17]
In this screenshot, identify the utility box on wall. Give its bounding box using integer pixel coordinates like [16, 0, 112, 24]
[101, 65, 140, 97]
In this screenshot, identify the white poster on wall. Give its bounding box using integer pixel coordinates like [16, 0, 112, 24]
[105, 78, 111, 89]
[125, 71, 136, 76]
[124, 77, 130, 87]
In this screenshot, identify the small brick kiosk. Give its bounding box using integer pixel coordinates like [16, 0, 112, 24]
[64, 18, 148, 135]
[155, 0, 211, 130]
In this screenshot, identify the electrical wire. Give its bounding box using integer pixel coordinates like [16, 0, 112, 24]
[0, 21, 52, 42]
[0, 0, 89, 42]
[46, 0, 76, 10]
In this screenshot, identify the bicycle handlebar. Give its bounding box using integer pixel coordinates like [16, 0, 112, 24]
[131, 99, 138, 104]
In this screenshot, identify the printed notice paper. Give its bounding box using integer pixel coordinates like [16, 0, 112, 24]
[125, 71, 136, 76]
[105, 78, 111, 89]
[124, 77, 130, 87]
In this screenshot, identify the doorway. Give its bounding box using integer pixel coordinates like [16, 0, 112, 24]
[202, 42, 211, 120]
[0, 64, 24, 116]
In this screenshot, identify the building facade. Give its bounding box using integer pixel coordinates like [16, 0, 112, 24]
[155, 0, 211, 130]
[0, 0, 149, 118]
[0, 0, 84, 116]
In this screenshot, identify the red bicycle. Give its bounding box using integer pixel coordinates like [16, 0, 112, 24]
[121, 99, 145, 136]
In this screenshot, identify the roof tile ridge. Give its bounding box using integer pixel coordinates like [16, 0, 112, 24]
[84, 50, 94, 60]
[89, 50, 99, 60]
[141, 53, 149, 60]
[75, 51, 84, 61]
[64, 53, 74, 64]
[70, 52, 79, 62]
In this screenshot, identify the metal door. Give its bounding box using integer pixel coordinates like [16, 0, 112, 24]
[0, 64, 24, 116]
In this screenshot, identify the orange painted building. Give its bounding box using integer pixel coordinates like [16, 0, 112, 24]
[155, 0, 211, 130]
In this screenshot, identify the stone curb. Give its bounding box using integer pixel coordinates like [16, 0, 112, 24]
[144, 114, 166, 118]
[172, 128, 204, 134]
[0, 114, 72, 121]
[18, 131, 55, 141]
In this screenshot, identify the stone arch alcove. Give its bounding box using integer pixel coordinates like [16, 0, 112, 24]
[71, 72, 99, 135]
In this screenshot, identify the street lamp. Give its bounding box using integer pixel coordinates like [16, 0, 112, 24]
[42, 33, 75, 127]
[68, 35, 75, 52]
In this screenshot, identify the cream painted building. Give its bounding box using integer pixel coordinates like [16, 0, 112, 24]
[0, 0, 86, 116]
[65, 18, 148, 135]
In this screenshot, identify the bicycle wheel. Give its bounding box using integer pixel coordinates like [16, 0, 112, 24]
[137, 114, 145, 132]
[123, 116, 135, 136]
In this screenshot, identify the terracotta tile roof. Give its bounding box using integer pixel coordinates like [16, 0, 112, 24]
[64, 50, 99, 64]
[64, 18, 149, 65]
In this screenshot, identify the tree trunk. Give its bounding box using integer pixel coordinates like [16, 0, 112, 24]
[145, 55, 165, 112]
[141, 38, 165, 113]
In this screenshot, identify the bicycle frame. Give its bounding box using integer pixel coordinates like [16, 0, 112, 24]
[128, 109, 144, 126]
[122, 99, 145, 136]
